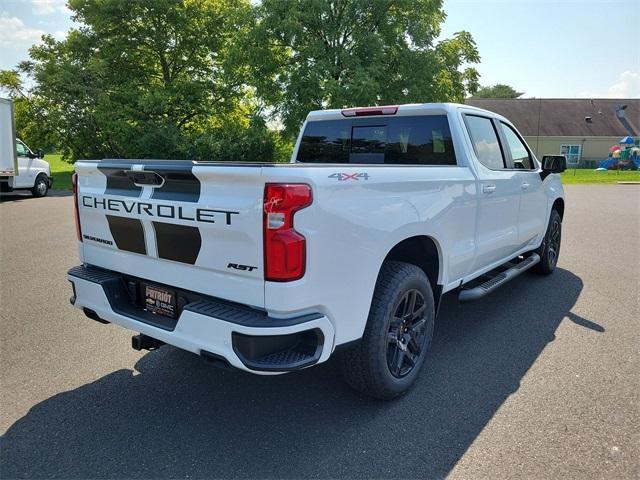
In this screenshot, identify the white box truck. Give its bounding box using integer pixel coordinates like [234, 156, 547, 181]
[0, 98, 52, 197]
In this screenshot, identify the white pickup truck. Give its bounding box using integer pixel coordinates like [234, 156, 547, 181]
[67, 103, 566, 398]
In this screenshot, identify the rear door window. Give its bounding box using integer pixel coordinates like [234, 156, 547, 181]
[464, 115, 505, 170]
[296, 115, 456, 165]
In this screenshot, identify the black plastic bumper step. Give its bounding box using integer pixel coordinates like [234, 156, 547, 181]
[231, 330, 324, 372]
[250, 349, 316, 367]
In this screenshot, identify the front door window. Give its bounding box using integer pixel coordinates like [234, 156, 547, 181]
[16, 141, 29, 157]
[501, 123, 534, 169]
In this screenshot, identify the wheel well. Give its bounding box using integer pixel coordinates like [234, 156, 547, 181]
[552, 198, 565, 219]
[384, 236, 440, 291]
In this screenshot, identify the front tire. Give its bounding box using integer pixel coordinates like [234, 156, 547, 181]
[340, 261, 435, 399]
[532, 209, 562, 274]
[31, 174, 49, 198]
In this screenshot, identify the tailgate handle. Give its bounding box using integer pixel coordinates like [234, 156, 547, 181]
[125, 170, 165, 187]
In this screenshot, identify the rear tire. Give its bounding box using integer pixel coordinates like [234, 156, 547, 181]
[532, 209, 562, 275]
[31, 174, 49, 198]
[340, 261, 435, 400]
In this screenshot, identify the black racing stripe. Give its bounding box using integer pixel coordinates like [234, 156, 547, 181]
[144, 165, 201, 203]
[152, 221, 201, 264]
[106, 215, 147, 254]
[97, 166, 142, 197]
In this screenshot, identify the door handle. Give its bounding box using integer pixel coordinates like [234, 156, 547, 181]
[521, 182, 530, 190]
[482, 184, 496, 194]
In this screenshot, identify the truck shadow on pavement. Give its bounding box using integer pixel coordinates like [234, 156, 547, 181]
[1, 268, 599, 479]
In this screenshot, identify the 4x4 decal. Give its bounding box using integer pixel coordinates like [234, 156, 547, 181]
[328, 172, 370, 181]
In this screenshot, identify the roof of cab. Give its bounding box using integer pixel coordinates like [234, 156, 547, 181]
[305, 102, 499, 121]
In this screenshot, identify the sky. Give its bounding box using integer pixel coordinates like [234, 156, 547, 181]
[439, 0, 640, 98]
[1, 0, 639, 98]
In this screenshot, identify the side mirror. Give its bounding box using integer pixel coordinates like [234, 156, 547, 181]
[37, 149, 45, 159]
[542, 155, 566, 173]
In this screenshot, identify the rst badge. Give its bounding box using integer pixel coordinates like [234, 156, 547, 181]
[228, 263, 258, 272]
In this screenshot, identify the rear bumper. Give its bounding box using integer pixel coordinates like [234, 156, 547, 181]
[67, 265, 335, 374]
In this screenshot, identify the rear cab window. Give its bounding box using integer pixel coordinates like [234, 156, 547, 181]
[296, 115, 456, 165]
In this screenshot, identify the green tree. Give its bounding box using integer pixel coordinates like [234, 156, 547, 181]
[251, 0, 480, 134]
[10, 0, 277, 161]
[472, 84, 523, 99]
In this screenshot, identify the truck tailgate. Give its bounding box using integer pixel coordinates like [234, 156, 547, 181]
[75, 160, 265, 308]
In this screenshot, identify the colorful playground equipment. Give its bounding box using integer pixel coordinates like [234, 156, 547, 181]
[597, 136, 639, 170]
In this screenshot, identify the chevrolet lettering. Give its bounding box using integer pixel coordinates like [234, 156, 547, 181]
[81, 195, 239, 225]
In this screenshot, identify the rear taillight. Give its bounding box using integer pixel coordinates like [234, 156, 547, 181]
[263, 183, 312, 282]
[72, 172, 82, 242]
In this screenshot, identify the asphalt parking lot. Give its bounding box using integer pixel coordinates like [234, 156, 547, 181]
[1, 185, 638, 479]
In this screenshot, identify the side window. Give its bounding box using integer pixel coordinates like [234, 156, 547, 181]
[16, 141, 28, 157]
[501, 123, 533, 169]
[464, 115, 505, 169]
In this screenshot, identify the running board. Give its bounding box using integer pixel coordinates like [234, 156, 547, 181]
[458, 253, 540, 302]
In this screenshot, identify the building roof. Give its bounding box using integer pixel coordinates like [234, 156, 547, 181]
[465, 98, 639, 137]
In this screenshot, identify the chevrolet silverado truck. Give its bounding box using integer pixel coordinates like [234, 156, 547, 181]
[67, 103, 566, 399]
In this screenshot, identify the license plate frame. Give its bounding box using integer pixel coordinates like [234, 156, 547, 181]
[143, 283, 177, 319]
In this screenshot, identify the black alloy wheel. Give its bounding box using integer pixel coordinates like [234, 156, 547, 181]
[547, 214, 561, 268]
[533, 209, 562, 274]
[339, 261, 435, 399]
[387, 289, 428, 378]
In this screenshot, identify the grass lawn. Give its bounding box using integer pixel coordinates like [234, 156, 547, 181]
[45, 154, 639, 189]
[561, 169, 640, 184]
[46, 154, 74, 190]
